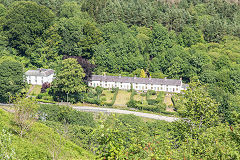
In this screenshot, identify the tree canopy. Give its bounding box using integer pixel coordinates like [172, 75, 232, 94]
[0, 58, 25, 103]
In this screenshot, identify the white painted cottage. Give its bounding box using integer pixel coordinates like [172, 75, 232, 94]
[25, 69, 55, 85]
[88, 75, 188, 93]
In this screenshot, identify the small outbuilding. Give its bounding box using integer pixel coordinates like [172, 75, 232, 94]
[25, 69, 55, 85]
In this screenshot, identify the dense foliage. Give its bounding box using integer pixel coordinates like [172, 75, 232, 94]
[0, 108, 95, 159]
[50, 58, 86, 103]
[0, 58, 25, 103]
[39, 104, 240, 159]
[0, 0, 240, 159]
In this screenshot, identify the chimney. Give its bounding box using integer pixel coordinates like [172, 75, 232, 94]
[180, 77, 182, 81]
[119, 74, 121, 78]
[103, 73, 106, 77]
[149, 76, 151, 80]
[164, 77, 167, 80]
[134, 75, 136, 79]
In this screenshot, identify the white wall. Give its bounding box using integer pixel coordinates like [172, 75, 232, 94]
[26, 74, 54, 85]
[88, 80, 183, 93]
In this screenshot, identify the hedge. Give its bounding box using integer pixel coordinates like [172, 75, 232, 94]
[104, 87, 119, 106]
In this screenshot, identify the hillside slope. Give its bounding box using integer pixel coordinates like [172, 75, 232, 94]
[0, 108, 95, 160]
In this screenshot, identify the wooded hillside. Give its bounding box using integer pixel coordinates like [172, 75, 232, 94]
[0, 0, 240, 159]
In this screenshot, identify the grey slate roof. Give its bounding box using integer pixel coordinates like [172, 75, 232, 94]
[25, 69, 54, 77]
[89, 75, 182, 86]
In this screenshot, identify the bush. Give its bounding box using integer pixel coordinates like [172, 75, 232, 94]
[36, 99, 56, 104]
[130, 89, 136, 101]
[148, 90, 156, 95]
[38, 104, 96, 127]
[84, 97, 101, 105]
[147, 99, 158, 105]
[101, 97, 106, 101]
[105, 87, 119, 106]
[126, 100, 138, 108]
[41, 82, 51, 93]
[111, 87, 118, 93]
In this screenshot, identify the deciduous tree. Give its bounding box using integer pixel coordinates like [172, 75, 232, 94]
[0, 59, 25, 103]
[13, 98, 39, 137]
[50, 58, 86, 103]
[3, 1, 55, 55]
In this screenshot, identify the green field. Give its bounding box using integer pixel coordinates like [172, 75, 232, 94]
[28, 85, 42, 96]
[100, 90, 173, 108]
[114, 90, 131, 106]
[102, 90, 114, 103]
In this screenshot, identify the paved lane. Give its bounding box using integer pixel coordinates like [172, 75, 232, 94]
[73, 106, 178, 122]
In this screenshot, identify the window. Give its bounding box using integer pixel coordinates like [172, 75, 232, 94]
[145, 86, 147, 89]
[173, 88, 175, 92]
[158, 87, 160, 90]
[35, 76, 37, 83]
[176, 88, 178, 91]
[105, 84, 107, 87]
[90, 82, 92, 86]
[142, 86, 144, 90]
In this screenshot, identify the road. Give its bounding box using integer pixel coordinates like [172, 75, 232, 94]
[0, 103, 178, 122]
[73, 106, 178, 122]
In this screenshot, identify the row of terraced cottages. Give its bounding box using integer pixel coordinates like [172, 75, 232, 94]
[88, 75, 188, 93]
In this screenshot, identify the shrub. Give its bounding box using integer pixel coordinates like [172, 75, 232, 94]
[147, 99, 158, 105]
[84, 97, 101, 105]
[101, 97, 106, 101]
[38, 104, 96, 127]
[126, 100, 138, 108]
[105, 87, 119, 106]
[41, 82, 51, 93]
[130, 89, 136, 101]
[148, 90, 156, 95]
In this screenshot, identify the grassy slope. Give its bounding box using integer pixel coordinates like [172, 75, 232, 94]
[102, 90, 114, 103]
[0, 109, 95, 160]
[29, 85, 42, 95]
[114, 90, 131, 106]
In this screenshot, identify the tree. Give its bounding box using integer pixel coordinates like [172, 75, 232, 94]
[26, 23, 62, 68]
[62, 56, 95, 80]
[0, 59, 25, 103]
[3, 1, 55, 55]
[41, 82, 51, 93]
[50, 58, 86, 103]
[140, 69, 146, 78]
[149, 23, 176, 59]
[177, 27, 204, 47]
[57, 16, 102, 58]
[94, 21, 146, 73]
[95, 86, 103, 100]
[13, 98, 39, 137]
[174, 78, 219, 140]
